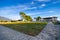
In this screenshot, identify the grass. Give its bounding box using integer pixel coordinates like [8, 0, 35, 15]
[1, 22, 47, 36]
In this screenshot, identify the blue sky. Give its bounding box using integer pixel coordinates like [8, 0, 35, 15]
[0, 0, 60, 20]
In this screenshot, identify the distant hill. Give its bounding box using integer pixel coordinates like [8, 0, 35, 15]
[0, 16, 11, 21]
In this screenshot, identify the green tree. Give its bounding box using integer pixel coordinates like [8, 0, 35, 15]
[36, 16, 41, 21]
[20, 12, 26, 19]
[25, 15, 32, 21]
[20, 12, 32, 21]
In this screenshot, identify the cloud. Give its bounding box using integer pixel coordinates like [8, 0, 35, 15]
[31, 1, 34, 4]
[52, 1, 60, 4]
[27, 10, 54, 16]
[8, 14, 20, 20]
[29, 7, 37, 9]
[0, 5, 38, 20]
[41, 4, 46, 7]
[0, 9, 20, 20]
[24, 7, 37, 10]
[0, 5, 27, 20]
[48, 10, 54, 13]
[34, 0, 51, 2]
[27, 12, 41, 16]
[40, 4, 46, 8]
[39, 0, 50, 2]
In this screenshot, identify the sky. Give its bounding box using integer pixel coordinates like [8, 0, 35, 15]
[0, 0, 60, 20]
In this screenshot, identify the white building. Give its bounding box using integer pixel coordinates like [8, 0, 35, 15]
[42, 17, 57, 22]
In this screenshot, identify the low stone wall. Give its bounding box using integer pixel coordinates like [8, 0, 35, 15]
[36, 22, 60, 40]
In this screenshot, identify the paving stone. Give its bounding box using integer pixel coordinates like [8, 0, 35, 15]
[36, 22, 60, 40]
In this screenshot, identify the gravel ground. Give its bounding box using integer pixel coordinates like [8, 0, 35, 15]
[0, 22, 60, 40]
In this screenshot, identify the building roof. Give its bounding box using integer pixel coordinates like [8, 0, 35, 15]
[43, 17, 57, 19]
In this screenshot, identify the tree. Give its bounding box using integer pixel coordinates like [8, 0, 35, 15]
[25, 15, 32, 21]
[20, 12, 32, 22]
[35, 16, 41, 21]
[20, 12, 26, 19]
[20, 12, 26, 16]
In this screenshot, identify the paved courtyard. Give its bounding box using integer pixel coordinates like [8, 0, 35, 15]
[0, 22, 60, 40]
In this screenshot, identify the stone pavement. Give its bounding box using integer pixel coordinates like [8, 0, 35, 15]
[54, 25, 60, 40]
[36, 22, 60, 40]
[0, 25, 36, 40]
[0, 22, 60, 40]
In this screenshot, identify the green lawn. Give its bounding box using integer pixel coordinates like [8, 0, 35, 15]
[1, 22, 47, 36]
